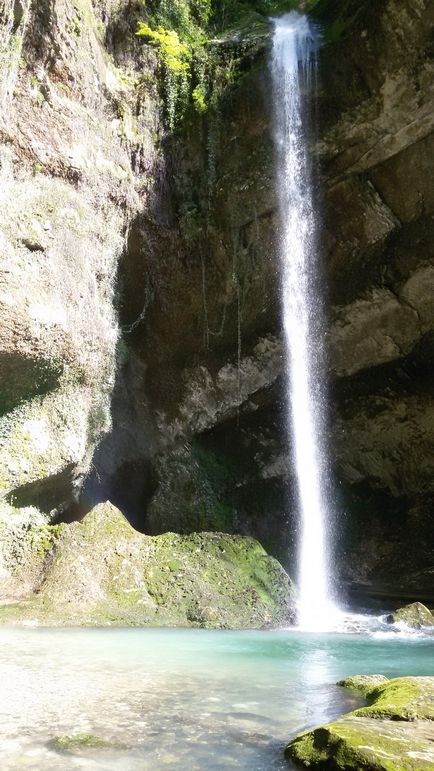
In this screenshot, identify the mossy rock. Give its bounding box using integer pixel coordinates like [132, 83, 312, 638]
[286, 676, 434, 769]
[352, 677, 434, 721]
[386, 602, 434, 629]
[0, 502, 296, 628]
[49, 733, 125, 754]
[336, 674, 389, 697]
[287, 715, 434, 770]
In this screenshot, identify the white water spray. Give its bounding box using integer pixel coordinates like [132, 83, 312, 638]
[271, 13, 338, 631]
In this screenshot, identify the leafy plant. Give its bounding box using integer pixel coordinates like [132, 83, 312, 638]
[136, 23, 190, 73]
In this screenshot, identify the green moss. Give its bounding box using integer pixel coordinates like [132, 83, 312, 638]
[336, 674, 389, 697]
[288, 715, 434, 770]
[49, 734, 124, 753]
[353, 677, 434, 721]
[27, 523, 64, 557]
[71, 15, 82, 36]
[0, 503, 295, 629]
[192, 83, 208, 112]
[287, 676, 434, 770]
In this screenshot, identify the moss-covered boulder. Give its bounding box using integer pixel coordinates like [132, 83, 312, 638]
[336, 674, 389, 697]
[287, 716, 434, 770]
[0, 502, 295, 628]
[350, 677, 434, 721]
[386, 602, 434, 629]
[286, 676, 434, 770]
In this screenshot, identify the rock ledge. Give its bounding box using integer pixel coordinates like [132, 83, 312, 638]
[286, 676, 434, 770]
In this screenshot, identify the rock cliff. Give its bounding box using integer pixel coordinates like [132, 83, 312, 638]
[1, 0, 433, 605]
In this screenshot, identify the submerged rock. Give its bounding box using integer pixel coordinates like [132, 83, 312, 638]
[49, 734, 124, 754]
[286, 676, 434, 769]
[386, 602, 434, 629]
[0, 502, 295, 629]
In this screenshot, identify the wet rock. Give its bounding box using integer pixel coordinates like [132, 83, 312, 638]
[336, 675, 389, 697]
[49, 733, 125, 754]
[386, 602, 434, 629]
[286, 676, 434, 769]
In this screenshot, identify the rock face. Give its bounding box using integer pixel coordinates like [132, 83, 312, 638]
[0, 502, 296, 628]
[0, 0, 433, 603]
[286, 676, 434, 770]
[0, 0, 161, 564]
[386, 602, 434, 629]
[108, 0, 434, 593]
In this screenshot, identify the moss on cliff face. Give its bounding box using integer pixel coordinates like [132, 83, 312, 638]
[0, 500, 64, 599]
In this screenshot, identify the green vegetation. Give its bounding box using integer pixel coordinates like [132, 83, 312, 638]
[0, 503, 295, 629]
[135, 0, 301, 129]
[336, 674, 389, 697]
[136, 0, 211, 128]
[286, 676, 434, 770]
[27, 523, 64, 557]
[135, 0, 379, 128]
[352, 677, 434, 721]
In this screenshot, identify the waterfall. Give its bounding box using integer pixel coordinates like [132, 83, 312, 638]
[271, 13, 337, 631]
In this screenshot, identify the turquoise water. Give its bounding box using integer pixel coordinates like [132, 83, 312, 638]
[0, 627, 433, 769]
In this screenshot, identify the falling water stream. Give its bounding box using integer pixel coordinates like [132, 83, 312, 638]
[271, 14, 337, 630]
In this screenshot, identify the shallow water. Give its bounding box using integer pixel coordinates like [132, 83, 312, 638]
[0, 627, 433, 770]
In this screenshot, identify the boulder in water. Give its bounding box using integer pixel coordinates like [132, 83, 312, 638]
[286, 676, 434, 769]
[385, 601, 434, 629]
[0, 502, 296, 629]
[336, 674, 389, 696]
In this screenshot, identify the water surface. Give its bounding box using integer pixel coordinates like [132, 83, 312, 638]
[0, 627, 433, 769]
